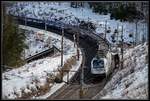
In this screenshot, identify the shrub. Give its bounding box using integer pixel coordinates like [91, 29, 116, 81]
[89, 2, 144, 22]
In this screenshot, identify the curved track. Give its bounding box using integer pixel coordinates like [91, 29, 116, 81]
[14, 16, 109, 99]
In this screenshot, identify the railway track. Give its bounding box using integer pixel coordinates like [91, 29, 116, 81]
[25, 45, 60, 63]
[48, 78, 107, 99]
[48, 84, 80, 99]
[13, 16, 110, 99]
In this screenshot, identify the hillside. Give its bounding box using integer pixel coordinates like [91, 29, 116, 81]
[2, 1, 148, 100]
[93, 42, 148, 99]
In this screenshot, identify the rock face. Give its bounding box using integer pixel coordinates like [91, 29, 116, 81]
[93, 42, 148, 99]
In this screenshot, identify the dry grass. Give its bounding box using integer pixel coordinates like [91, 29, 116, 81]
[63, 56, 76, 70]
[15, 75, 54, 99]
[8, 56, 77, 99]
[55, 56, 76, 80]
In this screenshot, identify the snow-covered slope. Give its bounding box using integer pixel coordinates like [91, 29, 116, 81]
[93, 42, 148, 99]
[2, 55, 68, 99]
[20, 25, 76, 58]
[7, 2, 148, 45]
[2, 25, 82, 99]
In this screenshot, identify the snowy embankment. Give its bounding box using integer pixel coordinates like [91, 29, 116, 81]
[2, 25, 83, 99]
[93, 42, 148, 99]
[7, 2, 148, 44]
[20, 25, 76, 58]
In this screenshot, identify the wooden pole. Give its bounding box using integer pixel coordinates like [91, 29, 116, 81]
[80, 63, 84, 99]
[45, 20, 47, 31]
[61, 69, 64, 82]
[147, 21, 148, 43]
[142, 23, 144, 44]
[67, 70, 69, 84]
[120, 25, 123, 69]
[135, 21, 138, 45]
[105, 20, 107, 39]
[59, 33, 64, 83]
[61, 27, 64, 67]
[117, 23, 119, 44]
[77, 32, 79, 61]
[73, 34, 76, 47]
[24, 50, 25, 60]
[88, 17, 89, 30]
[25, 16, 27, 26]
[114, 23, 119, 52]
[76, 22, 80, 61]
[1, 2, 4, 66]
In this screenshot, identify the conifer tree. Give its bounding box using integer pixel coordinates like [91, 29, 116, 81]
[2, 2, 27, 68]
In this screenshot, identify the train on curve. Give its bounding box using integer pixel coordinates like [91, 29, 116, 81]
[91, 55, 107, 75]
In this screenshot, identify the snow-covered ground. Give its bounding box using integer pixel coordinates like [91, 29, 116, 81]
[93, 42, 148, 99]
[22, 28, 51, 58]
[3, 2, 148, 99]
[35, 51, 82, 99]
[7, 2, 148, 44]
[20, 25, 76, 58]
[2, 25, 83, 99]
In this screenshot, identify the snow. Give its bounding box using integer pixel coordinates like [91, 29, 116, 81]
[3, 56, 60, 99]
[21, 27, 51, 58]
[4, 2, 148, 99]
[35, 49, 82, 99]
[103, 65, 148, 99]
[7, 2, 148, 45]
[93, 42, 148, 99]
[3, 54, 79, 99]
[2, 25, 83, 99]
[19, 25, 76, 58]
